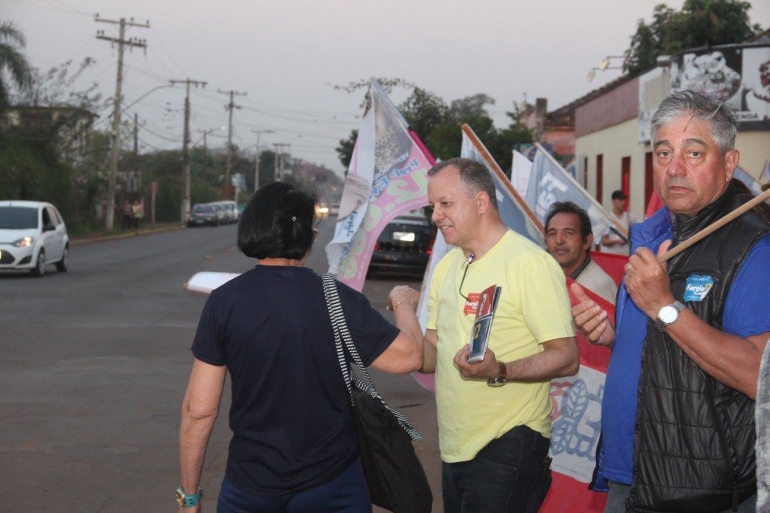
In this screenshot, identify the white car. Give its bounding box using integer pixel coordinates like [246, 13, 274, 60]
[0, 200, 69, 276]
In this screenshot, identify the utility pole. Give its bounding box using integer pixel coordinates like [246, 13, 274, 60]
[170, 78, 206, 222]
[133, 113, 138, 156]
[274, 143, 290, 181]
[217, 89, 246, 200]
[96, 15, 149, 231]
[251, 129, 273, 192]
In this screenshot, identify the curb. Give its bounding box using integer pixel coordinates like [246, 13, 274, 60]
[70, 224, 186, 246]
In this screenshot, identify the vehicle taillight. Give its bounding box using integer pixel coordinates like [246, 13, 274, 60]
[374, 242, 380, 251]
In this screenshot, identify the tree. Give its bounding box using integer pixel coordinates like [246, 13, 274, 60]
[624, 0, 764, 75]
[12, 57, 103, 111]
[0, 21, 31, 110]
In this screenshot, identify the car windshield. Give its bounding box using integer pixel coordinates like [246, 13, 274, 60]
[0, 206, 38, 229]
[193, 205, 212, 213]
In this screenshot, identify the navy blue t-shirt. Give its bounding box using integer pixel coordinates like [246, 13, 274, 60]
[191, 265, 398, 496]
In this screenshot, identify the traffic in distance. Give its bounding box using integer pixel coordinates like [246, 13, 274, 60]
[187, 200, 240, 227]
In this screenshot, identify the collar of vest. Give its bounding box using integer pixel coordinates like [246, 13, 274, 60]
[671, 181, 738, 244]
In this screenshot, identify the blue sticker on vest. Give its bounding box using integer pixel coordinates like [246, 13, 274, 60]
[683, 275, 714, 302]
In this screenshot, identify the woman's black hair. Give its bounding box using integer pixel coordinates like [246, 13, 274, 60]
[237, 181, 318, 260]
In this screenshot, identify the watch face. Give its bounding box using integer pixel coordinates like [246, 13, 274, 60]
[659, 305, 678, 324]
[175, 492, 185, 506]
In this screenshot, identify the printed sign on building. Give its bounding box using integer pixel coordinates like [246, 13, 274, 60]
[639, 44, 770, 142]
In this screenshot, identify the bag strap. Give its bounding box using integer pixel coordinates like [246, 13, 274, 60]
[321, 273, 423, 442]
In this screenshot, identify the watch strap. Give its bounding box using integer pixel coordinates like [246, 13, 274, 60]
[654, 301, 685, 332]
[176, 486, 202, 508]
[487, 362, 507, 387]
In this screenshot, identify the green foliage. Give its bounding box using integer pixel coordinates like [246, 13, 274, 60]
[12, 57, 104, 111]
[624, 0, 764, 75]
[336, 85, 534, 175]
[335, 130, 357, 170]
[0, 21, 31, 110]
[257, 150, 276, 186]
[0, 131, 73, 218]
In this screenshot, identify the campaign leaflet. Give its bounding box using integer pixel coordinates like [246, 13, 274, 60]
[467, 284, 502, 363]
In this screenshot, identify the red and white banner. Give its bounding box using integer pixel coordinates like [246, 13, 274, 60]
[540, 280, 613, 512]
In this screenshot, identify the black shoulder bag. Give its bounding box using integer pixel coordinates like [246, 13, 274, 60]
[321, 273, 432, 513]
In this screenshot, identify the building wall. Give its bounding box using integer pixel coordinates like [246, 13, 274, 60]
[735, 132, 770, 180]
[576, 118, 649, 221]
[543, 127, 575, 157]
[575, 77, 639, 138]
[577, 121, 767, 222]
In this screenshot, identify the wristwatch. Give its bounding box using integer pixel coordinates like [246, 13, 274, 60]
[654, 301, 685, 331]
[487, 362, 507, 387]
[176, 486, 202, 508]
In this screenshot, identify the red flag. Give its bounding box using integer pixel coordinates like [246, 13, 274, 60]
[645, 189, 665, 219]
[540, 279, 613, 512]
[590, 251, 629, 287]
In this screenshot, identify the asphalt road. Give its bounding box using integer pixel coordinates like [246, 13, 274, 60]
[0, 217, 442, 512]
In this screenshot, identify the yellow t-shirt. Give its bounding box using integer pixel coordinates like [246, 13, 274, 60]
[427, 230, 575, 463]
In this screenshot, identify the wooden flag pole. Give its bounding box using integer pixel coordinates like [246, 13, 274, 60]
[657, 188, 770, 263]
[461, 124, 544, 235]
[534, 142, 629, 239]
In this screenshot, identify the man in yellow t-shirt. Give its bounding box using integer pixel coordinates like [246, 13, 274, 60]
[392, 158, 578, 513]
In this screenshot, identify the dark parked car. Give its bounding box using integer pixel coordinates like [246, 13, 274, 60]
[187, 204, 218, 227]
[368, 213, 435, 276]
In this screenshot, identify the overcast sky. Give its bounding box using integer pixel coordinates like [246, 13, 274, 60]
[7, 0, 770, 175]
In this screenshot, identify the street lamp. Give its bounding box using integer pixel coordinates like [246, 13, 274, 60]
[586, 55, 626, 82]
[194, 127, 226, 158]
[122, 83, 176, 113]
[252, 129, 274, 192]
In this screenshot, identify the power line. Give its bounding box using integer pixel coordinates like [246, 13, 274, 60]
[217, 88, 247, 200]
[95, 14, 150, 231]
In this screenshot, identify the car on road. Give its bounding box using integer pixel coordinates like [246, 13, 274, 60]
[188, 203, 219, 227]
[368, 213, 435, 276]
[0, 200, 69, 276]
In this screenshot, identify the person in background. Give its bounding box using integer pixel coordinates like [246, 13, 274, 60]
[177, 182, 425, 513]
[395, 158, 579, 513]
[132, 200, 143, 230]
[600, 190, 635, 254]
[572, 90, 770, 512]
[545, 201, 618, 304]
[122, 200, 133, 232]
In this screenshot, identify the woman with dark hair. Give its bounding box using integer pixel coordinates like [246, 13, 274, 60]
[177, 182, 425, 513]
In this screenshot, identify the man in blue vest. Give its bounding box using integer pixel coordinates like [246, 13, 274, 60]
[571, 90, 770, 513]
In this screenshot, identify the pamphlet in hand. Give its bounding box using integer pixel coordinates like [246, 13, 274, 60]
[466, 284, 502, 363]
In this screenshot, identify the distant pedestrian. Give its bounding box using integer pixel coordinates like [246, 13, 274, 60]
[122, 200, 133, 231]
[132, 200, 144, 230]
[600, 190, 635, 254]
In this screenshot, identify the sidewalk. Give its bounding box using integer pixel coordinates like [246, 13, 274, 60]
[70, 222, 186, 246]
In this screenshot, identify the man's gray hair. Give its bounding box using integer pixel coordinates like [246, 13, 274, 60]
[427, 158, 498, 210]
[650, 90, 738, 156]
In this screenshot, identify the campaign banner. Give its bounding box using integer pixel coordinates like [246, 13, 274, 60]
[511, 150, 532, 199]
[461, 125, 544, 245]
[325, 95, 376, 274]
[540, 280, 613, 512]
[526, 144, 625, 241]
[327, 78, 434, 291]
